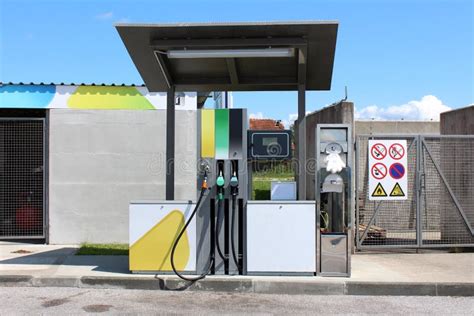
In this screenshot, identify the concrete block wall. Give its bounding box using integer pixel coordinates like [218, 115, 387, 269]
[355, 121, 440, 135]
[440, 105, 474, 243]
[440, 105, 474, 135]
[48, 109, 197, 244]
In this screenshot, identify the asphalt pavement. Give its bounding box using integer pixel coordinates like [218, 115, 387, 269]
[1, 244, 473, 296]
[1, 287, 473, 315]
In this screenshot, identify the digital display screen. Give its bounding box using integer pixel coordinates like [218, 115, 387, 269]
[248, 131, 292, 160]
[263, 137, 278, 146]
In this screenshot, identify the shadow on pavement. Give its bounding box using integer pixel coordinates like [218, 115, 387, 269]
[0, 247, 130, 274]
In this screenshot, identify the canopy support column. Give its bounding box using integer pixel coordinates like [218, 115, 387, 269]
[166, 86, 175, 200]
[297, 47, 307, 200]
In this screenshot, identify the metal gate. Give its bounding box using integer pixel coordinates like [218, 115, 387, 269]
[356, 134, 474, 249]
[0, 118, 46, 239]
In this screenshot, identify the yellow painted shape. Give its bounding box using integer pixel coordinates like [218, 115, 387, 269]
[201, 109, 215, 157]
[130, 210, 190, 271]
[68, 86, 155, 109]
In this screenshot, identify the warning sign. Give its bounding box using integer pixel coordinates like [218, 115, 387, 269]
[371, 143, 387, 160]
[390, 183, 405, 197]
[368, 140, 407, 201]
[372, 183, 387, 197]
[389, 143, 405, 160]
[371, 163, 387, 180]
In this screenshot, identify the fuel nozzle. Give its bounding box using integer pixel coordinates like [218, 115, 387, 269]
[216, 170, 225, 200]
[230, 171, 239, 196]
[201, 171, 209, 190]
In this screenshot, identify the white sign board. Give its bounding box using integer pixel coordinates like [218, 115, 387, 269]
[271, 181, 297, 200]
[368, 140, 408, 200]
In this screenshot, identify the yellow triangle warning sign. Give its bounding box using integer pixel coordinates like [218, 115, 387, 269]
[390, 182, 405, 197]
[372, 183, 387, 197]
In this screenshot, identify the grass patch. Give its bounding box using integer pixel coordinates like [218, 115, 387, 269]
[253, 180, 271, 200]
[76, 243, 129, 256]
[253, 169, 294, 180]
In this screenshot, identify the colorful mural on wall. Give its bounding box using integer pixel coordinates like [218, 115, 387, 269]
[0, 84, 197, 110]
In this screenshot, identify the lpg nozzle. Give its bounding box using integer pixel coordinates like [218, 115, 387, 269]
[230, 160, 239, 196]
[230, 171, 239, 196]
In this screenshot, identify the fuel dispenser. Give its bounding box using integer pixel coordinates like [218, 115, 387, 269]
[129, 108, 247, 279]
[316, 124, 352, 277]
[129, 115, 353, 279]
[174, 108, 247, 279]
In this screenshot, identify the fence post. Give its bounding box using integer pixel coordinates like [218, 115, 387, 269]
[355, 136, 360, 249]
[416, 135, 423, 247]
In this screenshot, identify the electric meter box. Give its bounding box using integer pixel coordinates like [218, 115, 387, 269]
[248, 130, 292, 160]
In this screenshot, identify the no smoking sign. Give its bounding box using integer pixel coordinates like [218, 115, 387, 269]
[368, 140, 408, 201]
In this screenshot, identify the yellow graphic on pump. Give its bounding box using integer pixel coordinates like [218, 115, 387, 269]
[129, 210, 190, 271]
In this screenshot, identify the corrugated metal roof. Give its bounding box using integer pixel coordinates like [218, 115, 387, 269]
[0, 82, 146, 87]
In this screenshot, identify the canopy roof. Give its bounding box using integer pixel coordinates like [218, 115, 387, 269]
[116, 21, 338, 92]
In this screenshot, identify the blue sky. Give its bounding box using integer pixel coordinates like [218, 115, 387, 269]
[1, 0, 472, 125]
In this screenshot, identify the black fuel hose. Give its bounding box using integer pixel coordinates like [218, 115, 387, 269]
[215, 199, 227, 262]
[230, 195, 240, 273]
[170, 188, 214, 282]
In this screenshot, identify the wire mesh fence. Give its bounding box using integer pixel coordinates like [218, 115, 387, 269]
[356, 134, 474, 249]
[422, 137, 474, 245]
[0, 119, 45, 239]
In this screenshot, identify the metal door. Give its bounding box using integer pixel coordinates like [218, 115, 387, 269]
[0, 118, 46, 239]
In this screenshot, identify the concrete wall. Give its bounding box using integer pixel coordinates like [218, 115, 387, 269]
[439, 105, 474, 243]
[305, 101, 354, 200]
[440, 105, 474, 135]
[355, 121, 440, 135]
[48, 109, 197, 244]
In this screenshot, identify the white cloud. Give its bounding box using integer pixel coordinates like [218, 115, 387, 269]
[280, 113, 297, 129]
[355, 95, 451, 121]
[96, 11, 114, 20]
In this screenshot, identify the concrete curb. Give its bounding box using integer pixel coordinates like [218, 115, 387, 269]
[0, 275, 473, 296]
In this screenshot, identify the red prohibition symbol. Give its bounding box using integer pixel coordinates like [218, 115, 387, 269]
[371, 163, 387, 180]
[371, 143, 387, 160]
[389, 143, 405, 160]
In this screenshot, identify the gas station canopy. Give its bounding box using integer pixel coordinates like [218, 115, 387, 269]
[115, 21, 338, 92]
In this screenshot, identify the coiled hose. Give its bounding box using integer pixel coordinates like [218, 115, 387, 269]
[170, 187, 214, 281]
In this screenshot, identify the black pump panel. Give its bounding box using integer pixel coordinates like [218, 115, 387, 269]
[229, 109, 244, 159]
